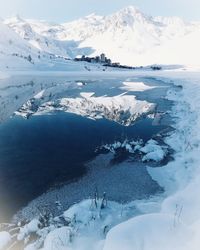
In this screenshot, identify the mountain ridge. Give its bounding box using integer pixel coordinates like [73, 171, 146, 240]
[2, 5, 200, 67]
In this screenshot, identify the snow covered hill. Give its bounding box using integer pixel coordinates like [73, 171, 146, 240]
[0, 20, 39, 70]
[0, 19, 111, 72]
[3, 6, 200, 68]
[4, 16, 81, 59]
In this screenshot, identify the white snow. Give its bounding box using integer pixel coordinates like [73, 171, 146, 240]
[76, 82, 84, 86]
[140, 139, 166, 162]
[1, 70, 200, 250]
[34, 90, 45, 99]
[0, 232, 11, 250]
[121, 81, 155, 92]
[59, 94, 153, 125]
[80, 92, 95, 98]
[2, 6, 200, 69]
[103, 71, 200, 250]
[1, 4, 200, 250]
[16, 93, 154, 126]
[18, 219, 40, 241]
[103, 213, 191, 250]
[24, 70, 200, 250]
[99, 139, 167, 162]
[42, 227, 72, 250]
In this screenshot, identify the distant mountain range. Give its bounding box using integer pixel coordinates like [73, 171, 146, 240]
[1, 6, 200, 70]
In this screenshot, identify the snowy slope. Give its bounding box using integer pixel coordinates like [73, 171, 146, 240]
[102, 72, 200, 250]
[4, 6, 200, 67]
[0, 19, 112, 72]
[0, 20, 39, 70]
[4, 16, 76, 58]
[4, 16, 96, 59]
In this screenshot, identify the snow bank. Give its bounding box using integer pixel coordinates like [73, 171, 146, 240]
[99, 139, 167, 162]
[24, 199, 133, 250]
[103, 213, 191, 250]
[103, 72, 200, 250]
[100, 139, 142, 154]
[18, 219, 40, 241]
[140, 139, 166, 162]
[42, 227, 72, 250]
[0, 232, 11, 249]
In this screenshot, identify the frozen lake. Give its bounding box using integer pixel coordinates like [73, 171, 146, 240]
[0, 74, 175, 222]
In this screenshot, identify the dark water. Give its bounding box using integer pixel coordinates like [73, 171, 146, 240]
[0, 75, 175, 222]
[0, 112, 167, 222]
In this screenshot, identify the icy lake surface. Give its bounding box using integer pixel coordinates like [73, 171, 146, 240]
[0, 75, 174, 222]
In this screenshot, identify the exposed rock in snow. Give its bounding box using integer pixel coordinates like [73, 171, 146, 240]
[100, 139, 142, 154]
[99, 139, 167, 162]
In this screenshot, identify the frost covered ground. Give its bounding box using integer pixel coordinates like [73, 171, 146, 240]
[1, 69, 200, 250]
[103, 71, 200, 250]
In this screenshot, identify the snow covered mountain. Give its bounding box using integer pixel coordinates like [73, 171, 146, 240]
[4, 16, 68, 57]
[0, 20, 40, 70]
[0, 19, 108, 72]
[0, 19, 69, 71]
[3, 6, 200, 68]
[1, 5, 200, 70]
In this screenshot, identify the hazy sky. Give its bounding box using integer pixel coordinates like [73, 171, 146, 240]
[0, 0, 199, 23]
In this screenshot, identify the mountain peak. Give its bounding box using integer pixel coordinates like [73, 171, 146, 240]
[106, 5, 151, 28]
[84, 13, 103, 21]
[120, 5, 141, 14]
[116, 5, 148, 19]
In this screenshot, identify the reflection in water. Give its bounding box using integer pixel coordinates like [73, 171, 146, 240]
[0, 75, 174, 222]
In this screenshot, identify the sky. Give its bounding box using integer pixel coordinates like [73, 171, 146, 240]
[0, 0, 199, 23]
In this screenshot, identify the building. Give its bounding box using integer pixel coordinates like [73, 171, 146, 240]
[81, 55, 86, 60]
[75, 53, 114, 67]
[112, 62, 120, 67]
[95, 56, 100, 63]
[106, 58, 112, 65]
[100, 53, 106, 62]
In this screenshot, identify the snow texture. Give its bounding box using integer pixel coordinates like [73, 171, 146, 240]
[0, 232, 11, 249]
[15, 70, 200, 250]
[1, 6, 200, 69]
[121, 81, 155, 92]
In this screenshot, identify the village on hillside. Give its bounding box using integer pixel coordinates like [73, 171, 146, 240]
[75, 53, 162, 70]
[74, 53, 134, 69]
